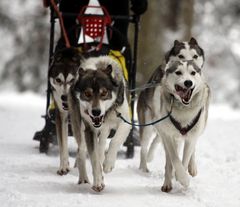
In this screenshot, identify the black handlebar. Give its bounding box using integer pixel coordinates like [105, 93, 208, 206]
[55, 12, 139, 23]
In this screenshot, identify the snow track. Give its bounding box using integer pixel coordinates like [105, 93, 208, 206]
[0, 92, 240, 207]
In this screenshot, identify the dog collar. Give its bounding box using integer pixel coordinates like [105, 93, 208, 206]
[169, 108, 202, 135]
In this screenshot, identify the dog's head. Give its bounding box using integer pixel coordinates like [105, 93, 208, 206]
[49, 48, 82, 110]
[165, 37, 204, 68]
[163, 60, 205, 106]
[74, 57, 124, 128]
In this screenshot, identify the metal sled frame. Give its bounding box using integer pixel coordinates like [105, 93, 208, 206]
[33, 2, 140, 158]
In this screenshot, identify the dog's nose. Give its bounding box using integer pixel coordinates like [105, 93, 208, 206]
[184, 80, 193, 88]
[92, 109, 101, 117]
[61, 95, 68, 102]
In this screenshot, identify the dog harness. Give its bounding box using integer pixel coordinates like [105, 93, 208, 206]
[109, 50, 128, 81]
[169, 108, 202, 135]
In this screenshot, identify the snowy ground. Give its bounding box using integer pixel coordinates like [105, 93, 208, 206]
[0, 92, 240, 207]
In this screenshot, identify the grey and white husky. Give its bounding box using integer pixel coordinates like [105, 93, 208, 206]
[138, 38, 209, 192]
[49, 48, 81, 175]
[72, 56, 131, 192]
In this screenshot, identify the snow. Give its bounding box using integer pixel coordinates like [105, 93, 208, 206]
[0, 92, 240, 207]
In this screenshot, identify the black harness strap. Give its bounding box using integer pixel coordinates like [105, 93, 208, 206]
[169, 108, 202, 135]
[116, 110, 172, 127]
[115, 95, 174, 127]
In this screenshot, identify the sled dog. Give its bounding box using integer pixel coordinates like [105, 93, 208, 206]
[139, 59, 210, 192]
[49, 48, 81, 175]
[72, 56, 131, 192]
[138, 38, 205, 173]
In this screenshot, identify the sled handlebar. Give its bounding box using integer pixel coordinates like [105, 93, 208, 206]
[57, 12, 139, 23]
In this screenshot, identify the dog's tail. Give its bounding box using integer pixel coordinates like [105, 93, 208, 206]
[147, 136, 161, 162]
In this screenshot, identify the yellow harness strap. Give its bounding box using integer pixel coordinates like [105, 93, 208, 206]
[109, 50, 128, 81]
[109, 50, 132, 119]
[48, 94, 55, 113]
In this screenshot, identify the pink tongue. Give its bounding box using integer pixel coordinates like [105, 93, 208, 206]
[178, 90, 191, 102]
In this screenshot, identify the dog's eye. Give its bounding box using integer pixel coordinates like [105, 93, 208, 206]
[178, 55, 184, 59]
[175, 71, 182, 76]
[55, 78, 62, 84]
[69, 78, 75, 84]
[100, 89, 108, 98]
[84, 90, 93, 98]
[193, 55, 198, 59]
[191, 71, 196, 76]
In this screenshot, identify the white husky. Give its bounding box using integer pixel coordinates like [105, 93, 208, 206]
[138, 39, 210, 192]
[49, 48, 81, 175]
[138, 38, 205, 174]
[139, 60, 210, 192]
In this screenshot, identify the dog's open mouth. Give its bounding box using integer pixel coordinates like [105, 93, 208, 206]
[62, 102, 68, 111]
[175, 85, 194, 105]
[90, 115, 104, 128]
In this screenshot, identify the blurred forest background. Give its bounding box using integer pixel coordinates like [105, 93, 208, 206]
[0, 0, 240, 106]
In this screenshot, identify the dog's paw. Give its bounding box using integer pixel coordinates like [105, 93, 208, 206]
[161, 178, 172, 192]
[161, 185, 172, 193]
[103, 158, 115, 174]
[78, 177, 90, 185]
[92, 183, 105, 192]
[57, 167, 70, 176]
[175, 170, 190, 187]
[188, 162, 197, 177]
[139, 165, 150, 173]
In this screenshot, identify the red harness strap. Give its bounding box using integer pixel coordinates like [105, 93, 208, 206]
[50, 0, 71, 48]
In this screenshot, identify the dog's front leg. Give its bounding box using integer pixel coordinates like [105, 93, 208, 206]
[182, 138, 197, 176]
[103, 123, 131, 173]
[98, 128, 110, 165]
[161, 134, 189, 187]
[139, 126, 154, 173]
[85, 126, 104, 192]
[161, 149, 173, 192]
[55, 111, 69, 175]
[76, 138, 89, 184]
[69, 97, 89, 184]
[188, 150, 197, 177]
[75, 120, 89, 184]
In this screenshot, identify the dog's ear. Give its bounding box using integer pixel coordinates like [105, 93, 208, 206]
[102, 64, 122, 87]
[72, 54, 80, 63]
[78, 67, 86, 77]
[102, 64, 112, 75]
[189, 37, 198, 45]
[55, 53, 62, 62]
[174, 40, 180, 46]
[165, 51, 171, 63]
[71, 48, 82, 64]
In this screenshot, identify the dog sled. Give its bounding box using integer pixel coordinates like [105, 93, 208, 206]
[33, 0, 140, 158]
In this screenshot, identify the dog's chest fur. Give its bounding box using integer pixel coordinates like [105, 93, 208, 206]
[153, 85, 209, 138]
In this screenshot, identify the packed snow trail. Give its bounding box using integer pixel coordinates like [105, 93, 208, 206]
[0, 92, 240, 207]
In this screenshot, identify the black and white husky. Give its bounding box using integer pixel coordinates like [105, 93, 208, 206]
[72, 56, 131, 192]
[49, 48, 81, 175]
[138, 38, 209, 192]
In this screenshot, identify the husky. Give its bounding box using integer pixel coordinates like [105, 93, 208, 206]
[138, 38, 205, 174]
[139, 59, 210, 192]
[72, 56, 131, 192]
[49, 47, 82, 175]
